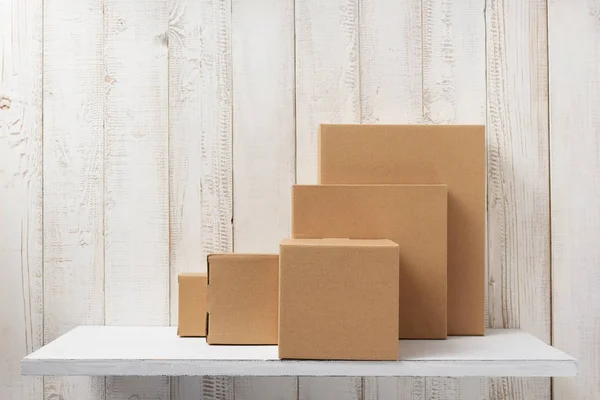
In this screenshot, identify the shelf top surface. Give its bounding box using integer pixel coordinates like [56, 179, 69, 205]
[22, 326, 577, 377]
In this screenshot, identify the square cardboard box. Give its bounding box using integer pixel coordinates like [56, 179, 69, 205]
[292, 184, 447, 339]
[279, 238, 399, 360]
[319, 124, 485, 335]
[207, 254, 278, 345]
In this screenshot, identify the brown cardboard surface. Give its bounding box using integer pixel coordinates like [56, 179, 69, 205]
[279, 238, 399, 360]
[206, 254, 278, 345]
[319, 124, 485, 335]
[292, 184, 447, 339]
[178, 273, 207, 337]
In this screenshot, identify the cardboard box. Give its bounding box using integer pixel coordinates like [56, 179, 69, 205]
[318, 124, 485, 335]
[279, 238, 400, 360]
[178, 273, 208, 337]
[206, 254, 278, 344]
[292, 184, 447, 339]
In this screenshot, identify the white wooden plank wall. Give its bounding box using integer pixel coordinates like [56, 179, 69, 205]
[0, 1, 43, 400]
[486, 1, 551, 400]
[2, 0, 600, 399]
[104, 1, 170, 400]
[168, 0, 234, 397]
[422, 0, 487, 398]
[549, 1, 600, 400]
[231, 0, 297, 398]
[43, 1, 105, 400]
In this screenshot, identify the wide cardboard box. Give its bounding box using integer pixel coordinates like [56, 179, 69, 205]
[279, 238, 399, 360]
[206, 254, 278, 344]
[319, 124, 485, 336]
[292, 184, 447, 339]
[178, 273, 208, 337]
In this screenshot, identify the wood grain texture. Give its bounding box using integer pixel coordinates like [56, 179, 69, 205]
[168, 0, 234, 397]
[42, 0, 105, 399]
[486, 0, 551, 399]
[422, 0, 486, 124]
[364, 378, 424, 400]
[295, 0, 361, 184]
[359, 0, 423, 397]
[359, 0, 422, 124]
[295, 0, 361, 397]
[232, 0, 296, 397]
[0, 0, 43, 399]
[104, 0, 169, 398]
[422, 0, 486, 398]
[549, 1, 600, 399]
[168, 0, 207, 397]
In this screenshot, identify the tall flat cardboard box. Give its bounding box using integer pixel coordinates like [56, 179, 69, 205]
[318, 124, 485, 335]
[292, 184, 447, 339]
[178, 273, 208, 337]
[279, 238, 399, 360]
[206, 254, 278, 344]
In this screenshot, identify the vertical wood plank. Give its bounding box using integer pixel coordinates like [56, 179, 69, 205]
[359, 0, 424, 398]
[167, 0, 204, 398]
[231, 0, 297, 397]
[422, 0, 486, 125]
[168, 0, 234, 397]
[104, 0, 170, 398]
[0, 1, 43, 399]
[422, 0, 486, 398]
[549, 1, 600, 399]
[43, 0, 105, 399]
[359, 0, 422, 125]
[295, 0, 361, 397]
[486, 0, 551, 399]
[295, 0, 361, 184]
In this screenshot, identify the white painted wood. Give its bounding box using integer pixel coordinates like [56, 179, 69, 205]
[104, 0, 169, 399]
[295, 0, 361, 185]
[359, 0, 423, 397]
[0, 1, 43, 399]
[168, 0, 234, 398]
[422, 0, 486, 125]
[421, 0, 487, 398]
[549, 1, 600, 399]
[174, 0, 235, 397]
[232, 0, 296, 398]
[486, 0, 551, 399]
[22, 327, 577, 378]
[42, 0, 105, 399]
[359, 0, 422, 125]
[364, 378, 425, 400]
[295, 0, 361, 397]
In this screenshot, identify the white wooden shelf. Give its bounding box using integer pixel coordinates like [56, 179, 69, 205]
[21, 326, 576, 377]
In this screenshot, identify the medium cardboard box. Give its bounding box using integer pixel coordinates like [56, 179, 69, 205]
[292, 184, 447, 339]
[206, 254, 278, 344]
[178, 273, 208, 337]
[318, 124, 485, 335]
[279, 238, 400, 360]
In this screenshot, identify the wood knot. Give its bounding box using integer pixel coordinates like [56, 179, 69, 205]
[0, 97, 11, 110]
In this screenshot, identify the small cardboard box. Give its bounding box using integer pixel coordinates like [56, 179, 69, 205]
[206, 254, 278, 345]
[279, 238, 400, 360]
[292, 184, 447, 339]
[319, 124, 485, 335]
[178, 273, 208, 337]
